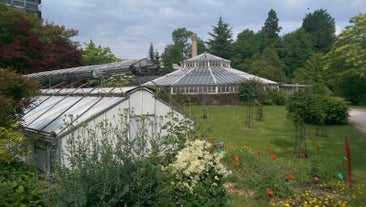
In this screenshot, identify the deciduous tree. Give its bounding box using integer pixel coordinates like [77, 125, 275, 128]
[279, 28, 315, 79]
[249, 46, 286, 82]
[294, 53, 326, 84]
[324, 13, 366, 104]
[161, 28, 205, 72]
[0, 69, 38, 127]
[81, 40, 120, 65]
[0, 4, 82, 73]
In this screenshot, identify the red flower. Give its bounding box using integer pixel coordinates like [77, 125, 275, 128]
[271, 155, 277, 160]
[265, 147, 271, 152]
[286, 174, 295, 181]
[316, 147, 320, 151]
[234, 155, 240, 162]
[313, 176, 319, 181]
[268, 189, 274, 197]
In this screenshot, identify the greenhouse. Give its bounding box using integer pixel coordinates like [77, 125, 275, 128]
[25, 58, 154, 87]
[22, 86, 189, 174]
[144, 52, 278, 94]
[144, 52, 278, 104]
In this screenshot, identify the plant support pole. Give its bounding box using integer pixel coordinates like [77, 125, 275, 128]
[345, 136, 352, 187]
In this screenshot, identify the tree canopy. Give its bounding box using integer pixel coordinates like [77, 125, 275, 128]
[81, 40, 121, 65]
[324, 13, 366, 104]
[302, 9, 336, 53]
[0, 4, 82, 73]
[161, 27, 205, 72]
[0, 68, 38, 127]
[207, 16, 233, 59]
[262, 9, 282, 39]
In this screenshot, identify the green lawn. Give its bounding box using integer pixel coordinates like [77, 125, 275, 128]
[186, 105, 366, 206]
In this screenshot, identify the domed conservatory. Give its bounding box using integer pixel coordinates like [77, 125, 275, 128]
[144, 52, 278, 105]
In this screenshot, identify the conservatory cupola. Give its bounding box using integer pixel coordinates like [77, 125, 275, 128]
[144, 52, 278, 95]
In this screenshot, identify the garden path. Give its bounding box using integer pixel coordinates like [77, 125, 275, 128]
[349, 109, 366, 135]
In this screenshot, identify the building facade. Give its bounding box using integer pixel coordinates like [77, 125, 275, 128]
[0, 0, 41, 17]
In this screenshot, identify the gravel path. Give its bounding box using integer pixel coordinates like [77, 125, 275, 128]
[349, 109, 366, 134]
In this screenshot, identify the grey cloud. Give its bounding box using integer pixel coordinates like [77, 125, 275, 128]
[42, 0, 365, 59]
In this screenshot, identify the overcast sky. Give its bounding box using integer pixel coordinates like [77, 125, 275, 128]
[41, 0, 365, 59]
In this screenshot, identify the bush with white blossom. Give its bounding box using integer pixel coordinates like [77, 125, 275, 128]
[160, 139, 231, 206]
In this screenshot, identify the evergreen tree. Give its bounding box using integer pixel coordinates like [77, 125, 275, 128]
[302, 9, 336, 53]
[262, 9, 282, 39]
[148, 43, 154, 62]
[207, 16, 233, 59]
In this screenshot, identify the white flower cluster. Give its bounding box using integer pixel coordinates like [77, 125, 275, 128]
[168, 139, 231, 192]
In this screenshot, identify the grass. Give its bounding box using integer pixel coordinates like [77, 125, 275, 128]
[186, 105, 366, 206]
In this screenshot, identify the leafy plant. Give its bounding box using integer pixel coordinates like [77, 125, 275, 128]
[0, 161, 46, 207]
[160, 139, 231, 207]
[51, 110, 195, 207]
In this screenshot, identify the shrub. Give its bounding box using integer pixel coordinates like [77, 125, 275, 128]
[263, 89, 288, 105]
[161, 139, 232, 206]
[323, 96, 349, 125]
[304, 95, 349, 125]
[50, 111, 197, 206]
[0, 161, 46, 207]
[288, 92, 349, 125]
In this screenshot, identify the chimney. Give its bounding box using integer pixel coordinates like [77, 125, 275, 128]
[191, 33, 197, 57]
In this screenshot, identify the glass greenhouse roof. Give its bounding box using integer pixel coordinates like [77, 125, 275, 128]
[23, 86, 138, 137]
[144, 53, 278, 87]
[25, 58, 153, 86]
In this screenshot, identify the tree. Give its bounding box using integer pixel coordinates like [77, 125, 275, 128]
[294, 53, 326, 85]
[161, 28, 205, 72]
[0, 68, 38, 162]
[40, 23, 82, 70]
[81, 40, 120, 65]
[279, 28, 315, 79]
[161, 28, 192, 68]
[147, 43, 161, 75]
[324, 13, 366, 104]
[0, 69, 38, 127]
[249, 46, 286, 82]
[262, 9, 282, 39]
[231, 29, 259, 71]
[302, 9, 336, 53]
[0, 4, 82, 73]
[207, 16, 233, 59]
[149, 43, 154, 62]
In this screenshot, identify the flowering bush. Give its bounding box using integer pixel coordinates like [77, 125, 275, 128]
[161, 139, 231, 206]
